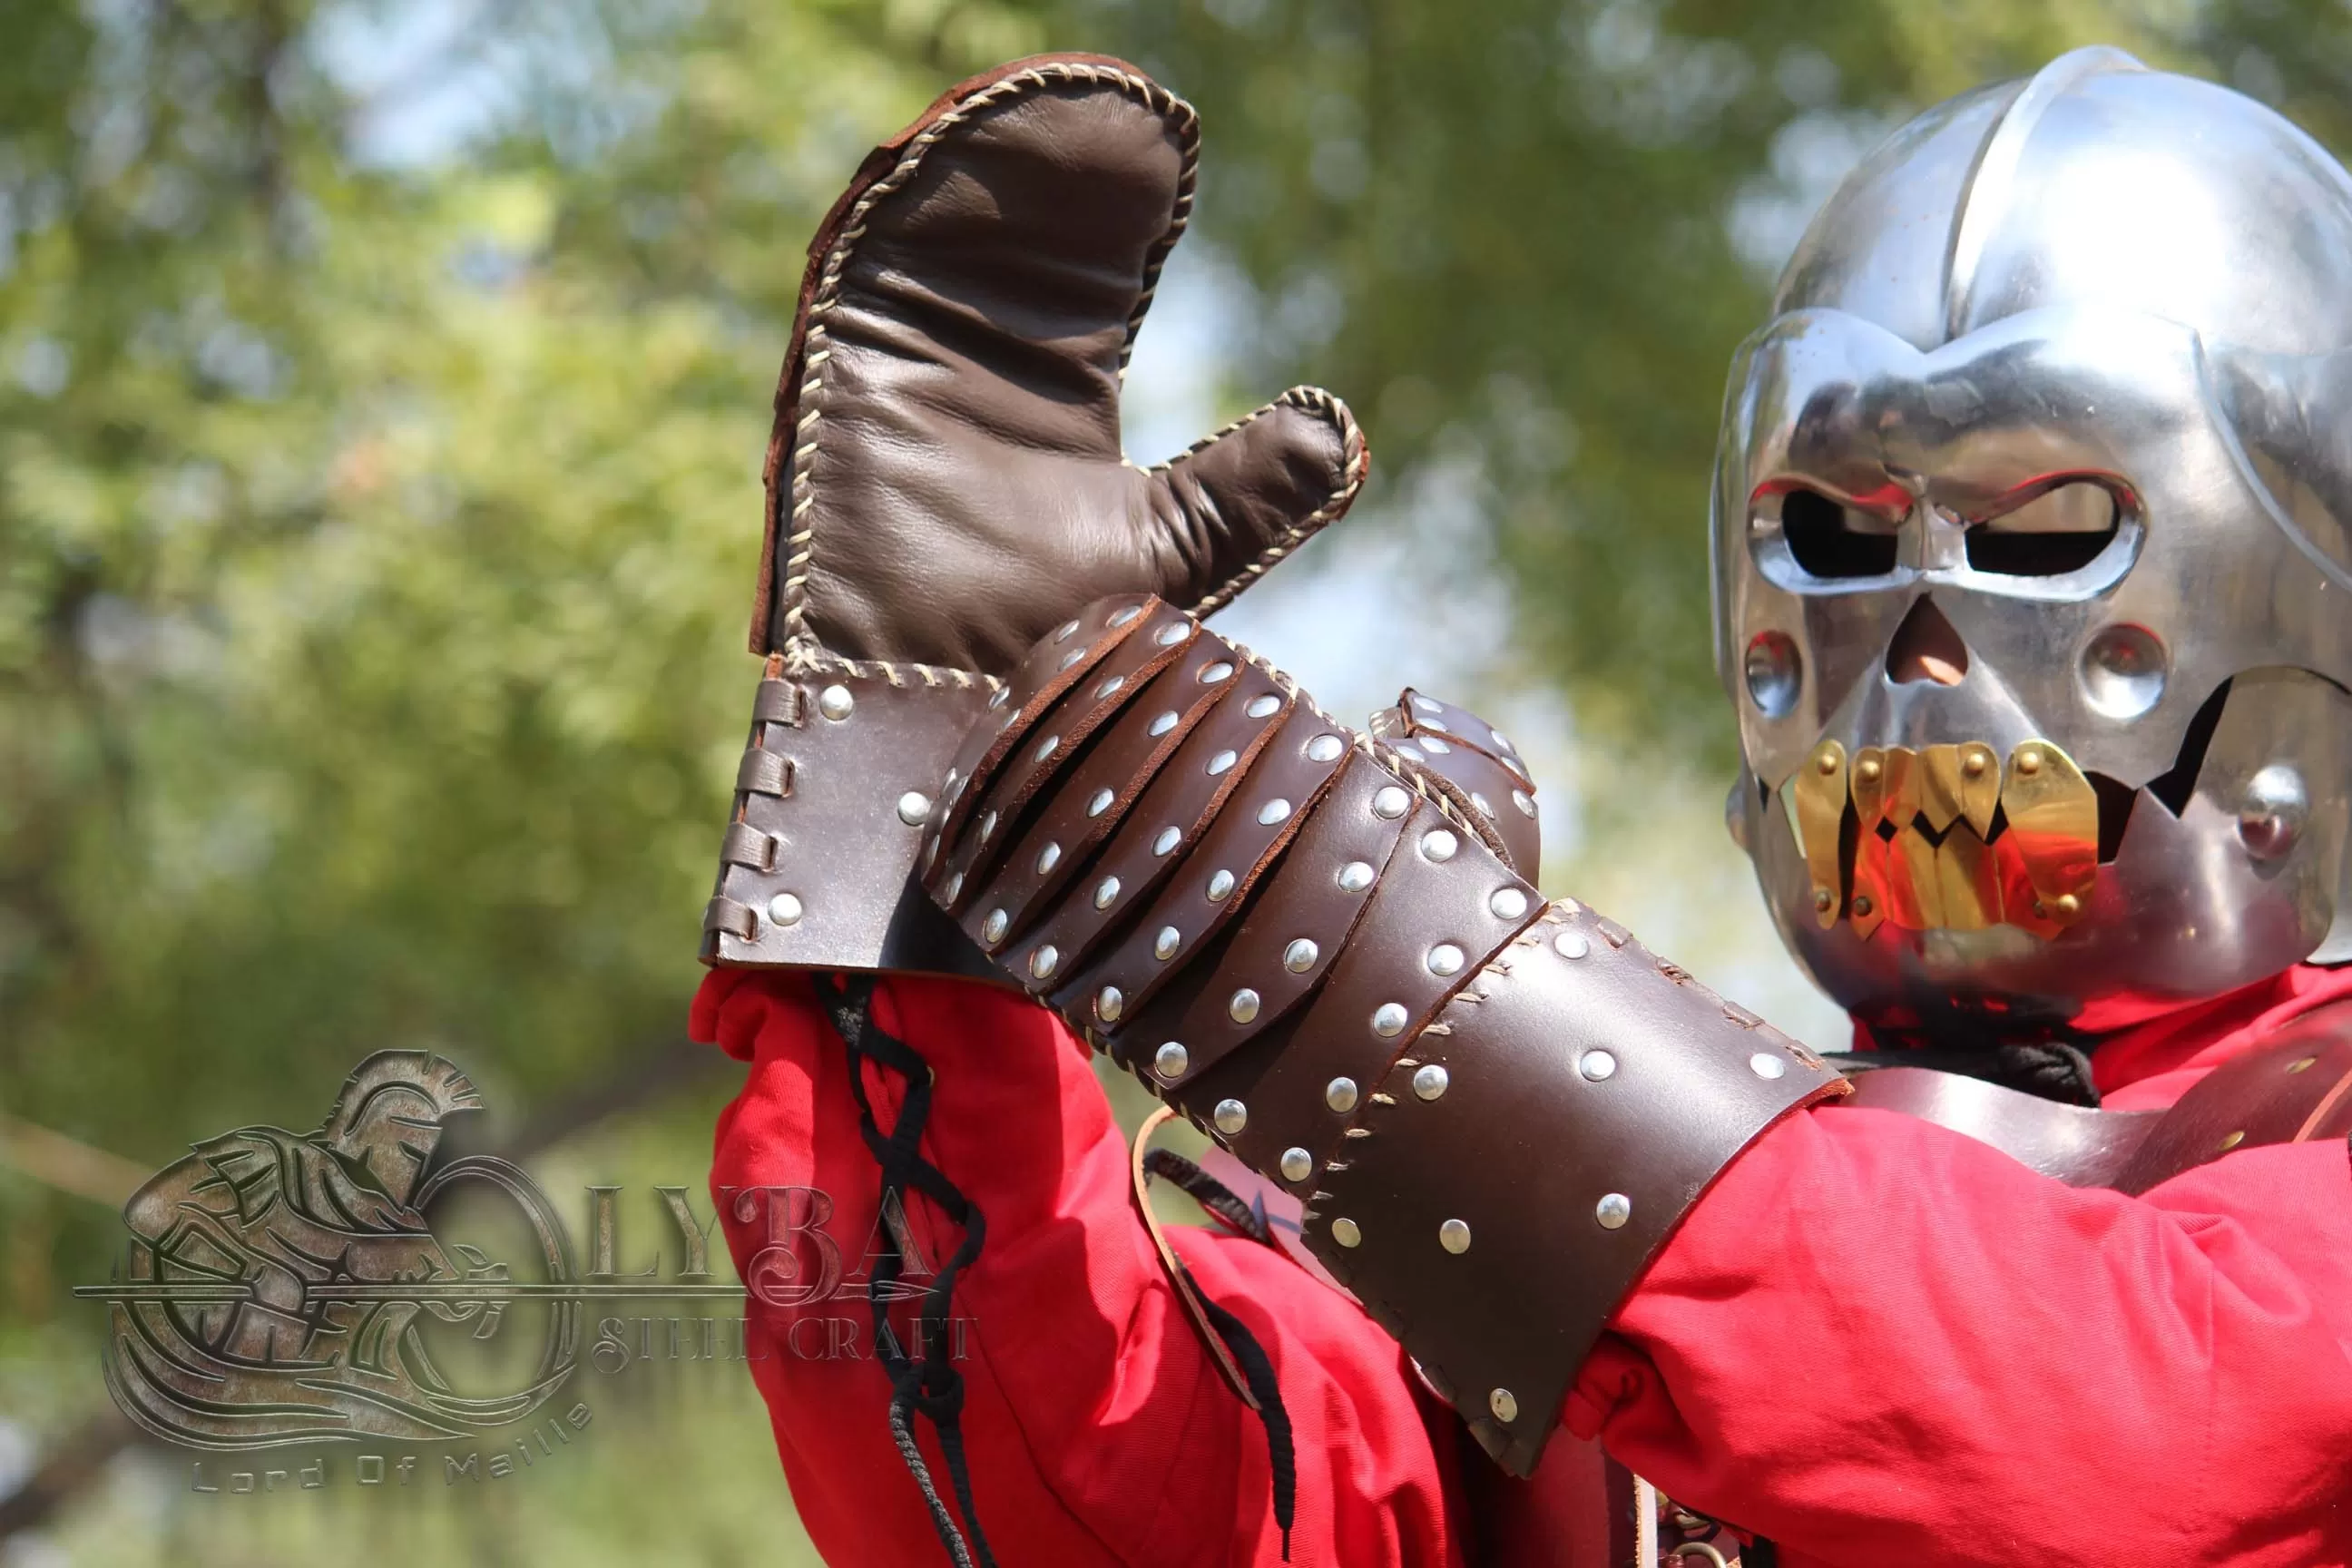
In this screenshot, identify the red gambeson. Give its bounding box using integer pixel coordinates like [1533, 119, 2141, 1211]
[698, 963, 2352, 1567]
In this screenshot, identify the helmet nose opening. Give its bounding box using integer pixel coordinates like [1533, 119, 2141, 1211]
[1886, 597, 1970, 686]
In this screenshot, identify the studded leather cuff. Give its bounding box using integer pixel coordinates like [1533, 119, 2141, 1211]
[701, 657, 1001, 978]
[918, 594, 1847, 1474]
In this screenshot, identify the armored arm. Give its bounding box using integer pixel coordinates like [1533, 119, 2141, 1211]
[919, 594, 1847, 1474]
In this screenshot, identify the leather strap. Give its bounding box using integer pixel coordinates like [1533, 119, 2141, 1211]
[1827, 999, 2352, 1195]
[922, 595, 1848, 1475]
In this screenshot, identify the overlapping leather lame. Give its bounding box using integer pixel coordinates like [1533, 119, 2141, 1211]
[1061, 702, 1349, 1031]
[1374, 688, 1542, 873]
[924, 593, 1847, 1475]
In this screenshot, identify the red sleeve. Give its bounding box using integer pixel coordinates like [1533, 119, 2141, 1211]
[1570, 1105, 2352, 1566]
[696, 969, 1464, 1568]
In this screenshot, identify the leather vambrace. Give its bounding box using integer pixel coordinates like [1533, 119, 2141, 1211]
[917, 594, 1849, 1475]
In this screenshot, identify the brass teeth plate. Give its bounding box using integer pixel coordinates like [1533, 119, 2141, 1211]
[1785, 739, 2099, 937]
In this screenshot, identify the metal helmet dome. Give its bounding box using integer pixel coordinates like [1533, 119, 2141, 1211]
[1715, 47, 2352, 1037]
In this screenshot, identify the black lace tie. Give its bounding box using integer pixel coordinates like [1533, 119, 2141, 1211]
[825, 975, 995, 1568]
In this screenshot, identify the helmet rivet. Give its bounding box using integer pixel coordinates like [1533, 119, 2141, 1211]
[2052, 893, 2082, 919]
[1743, 631, 1801, 718]
[1851, 895, 1875, 918]
[2239, 764, 2310, 862]
[1857, 757, 1882, 784]
[2016, 748, 2043, 776]
[1812, 887, 1836, 913]
[1814, 748, 1838, 776]
[1960, 750, 1987, 779]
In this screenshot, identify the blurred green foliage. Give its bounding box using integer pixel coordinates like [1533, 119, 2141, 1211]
[6, 0, 2352, 1559]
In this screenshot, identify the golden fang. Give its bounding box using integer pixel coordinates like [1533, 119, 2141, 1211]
[1787, 739, 2098, 939]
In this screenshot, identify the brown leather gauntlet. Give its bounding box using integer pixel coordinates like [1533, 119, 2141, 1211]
[919, 595, 1848, 1475]
[700, 57, 1366, 975]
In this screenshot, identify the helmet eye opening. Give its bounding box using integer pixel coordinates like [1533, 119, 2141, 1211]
[1779, 487, 1901, 579]
[1963, 482, 2122, 576]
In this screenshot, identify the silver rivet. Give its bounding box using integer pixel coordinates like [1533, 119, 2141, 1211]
[1489, 728, 1513, 752]
[1247, 693, 1280, 719]
[1490, 887, 1529, 920]
[1426, 943, 1465, 977]
[981, 907, 1009, 945]
[1152, 827, 1181, 856]
[1373, 786, 1410, 819]
[1208, 750, 1238, 776]
[1554, 930, 1590, 960]
[1229, 988, 1261, 1024]
[1213, 1099, 1249, 1135]
[1087, 788, 1114, 818]
[1154, 926, 1181, 960]
[1420, 735, 1453, 756]
[1439, 1219, 1472, 1254]
[1035, 841, 1062, 875]
[1372, 1003, 1408, 1037]
[767, 893, 804, 926]
[1096, 985, 1124, 1023]
[1279, 1147, 1313, 1183]
[818, 684, 855, 721]
[1201, 662, 1234, 684]
[1094, 674, 1126, 700]
[1057, 648, 1085, 671]
[1055, 618, 1081, 642]
[979, 809, 997, 842]
[1423, 715, 1451, 732]
[1326, 1076, 1359, 1112]
[1207, 868, 1236, 901]
[1156, 622, 1188, 647]
[989, 685, 1011, 710]
[1749, 1052, 1787, 1080]
[1028, 945, 1059, 980]
[1094, 875, 1122, 909]
[2079, 622, 2167, 719]
[1580, 1050, 1616, 1082]
[1422, 828, 1458, 863]
[1489, 1387, 1518, 1424]
[1284, 938, 1319, 973]
[1149, 710, 1179, 737]
[1109, 604, 1142, 629]
[1595, 1192, 1632, 1230]
[1338, 860, 1375, 894]
[897, 791, 933, 826]
[2239, 763, 2310, 861]
[1512, 789, 1536, 819]
[1413, 695, 1442, 714]
[941, 872, 964, 904]
[1331, 1217, 1362, 1249]
[1259, 798, 1293, 826]
[1034, 734, 1060, 763]
[1413, 1063, 1449, 1101]
[1307, 734, 1345, 763]
[1471, 791, 1494, 817]
[1154, 1042, 1189, 1079]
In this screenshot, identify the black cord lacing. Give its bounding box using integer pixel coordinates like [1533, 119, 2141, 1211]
[1142, 1146, 1298, 1559]
[1840, 1037, 2102, 1107]
[825, 975, 996, 1568]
